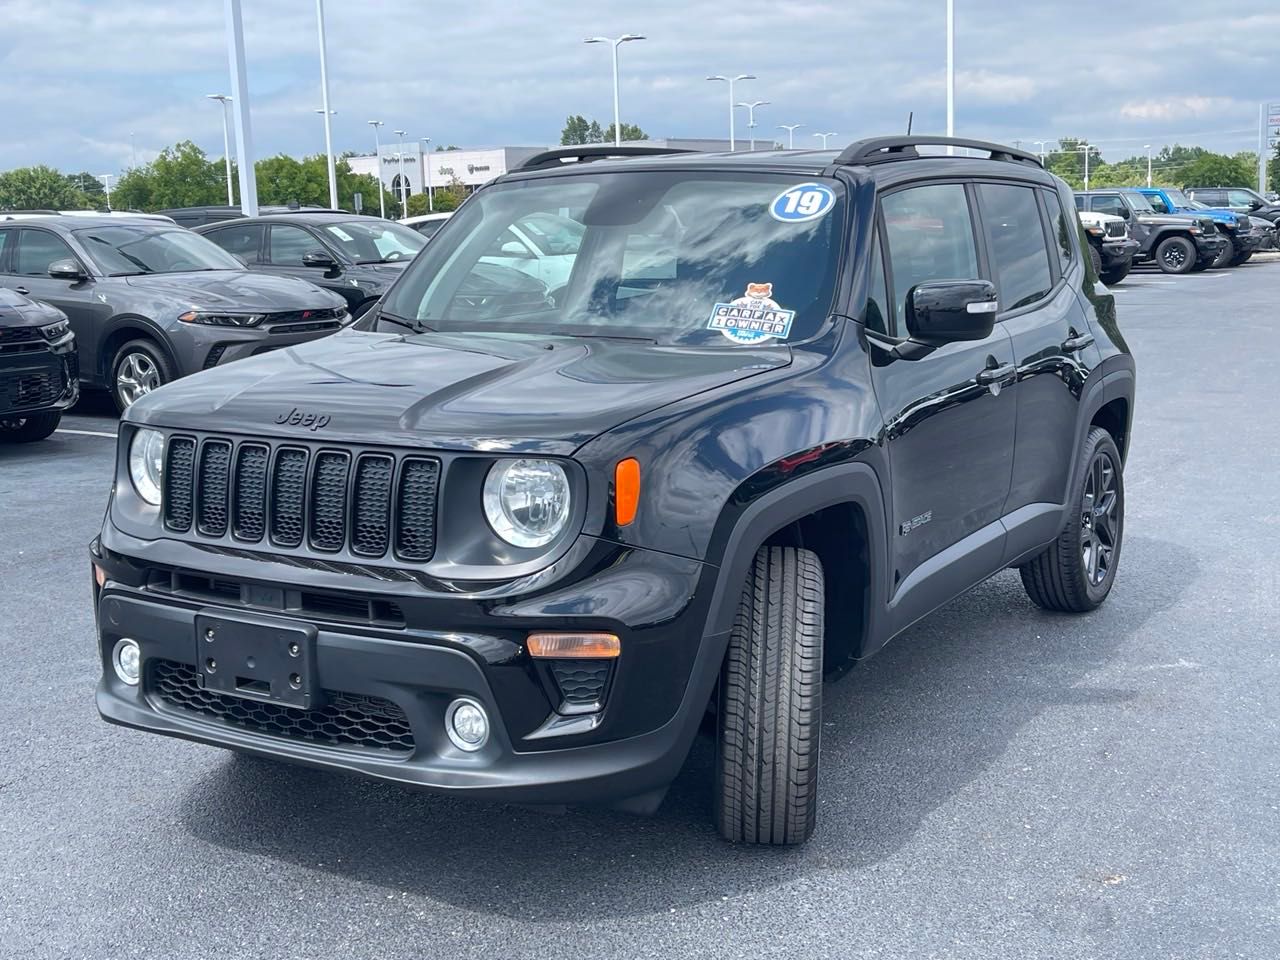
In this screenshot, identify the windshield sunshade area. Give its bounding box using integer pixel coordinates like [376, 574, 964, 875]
[73, 225, 245, 276]
[378, 171, 846, 346]
[319, 220, 426, 263]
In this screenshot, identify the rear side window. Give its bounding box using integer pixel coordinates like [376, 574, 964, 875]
[15, 229, 77, 277]
[205, 224, 264, 261]
[882, 183, 979, 328]
[0, 228, 12, 268]
[1042, 189, 1074, 272]
[977, 183, 1052, 310]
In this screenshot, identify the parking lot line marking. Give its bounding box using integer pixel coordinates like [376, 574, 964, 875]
[56, 428, 118, 438]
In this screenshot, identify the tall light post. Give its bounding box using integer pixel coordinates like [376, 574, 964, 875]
[1033, 138, 1049, 163]
[946, 0, 955, 148]
[583, 34, 645, 146]
[706, 74, 755, 151]
[813, 131, 837, 149]
[778, 123, 804, 149]
[394, 129, 408, 217]
[224, 0, 258, 215]
[314, 0, 338, 209]
[1077, 143, 1093, 192]
[1144, 144, 1153, 187]
[207, 94, 235, 205]
[420, 137, 434, 212]
[736, 100, 769, 151]
[367, 120, 386, 219]
[129, 132, 137, 169]
[98, 174, 113, 211]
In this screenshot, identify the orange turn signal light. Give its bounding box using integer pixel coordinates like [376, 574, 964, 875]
[93, 564, 106, 588]
[526, 632, 621, 659]
[614, 457, 641, 526]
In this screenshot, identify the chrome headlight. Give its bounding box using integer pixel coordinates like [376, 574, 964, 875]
[129, 428, 165, 506]
[482, 458, 570, 548]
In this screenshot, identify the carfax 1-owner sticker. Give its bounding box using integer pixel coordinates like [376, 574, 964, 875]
[706, 282, 796, 345]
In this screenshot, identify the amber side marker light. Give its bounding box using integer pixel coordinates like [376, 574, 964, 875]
[614, 457, 641, 526]
[93, 564, 106, 588]
[527, 632, 621, 659]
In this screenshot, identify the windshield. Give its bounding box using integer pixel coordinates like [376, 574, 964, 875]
[74, 225, 243, 275]
[378, 172, 845, 346]
[1188, 199, 1209, 209]
[318, 220, 425, 263]
[1123, 192, 1155, 213]
[1162, 188, 1193, 208]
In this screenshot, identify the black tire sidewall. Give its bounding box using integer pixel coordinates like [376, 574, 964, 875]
[0, 411, 61, 442]
[1076, 429, 1125, 605]
[1088, 243, 1103, 280]
[1156, 236, 1195, 274]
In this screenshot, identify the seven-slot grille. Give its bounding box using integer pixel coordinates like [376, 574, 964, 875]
[1104, 220, 1126, 239]
[162, 434, 439, 562]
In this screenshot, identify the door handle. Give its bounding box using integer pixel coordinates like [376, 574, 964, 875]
[13, 286, 29, 295]
[976, 362, 1016, 384]
[1063, 332, 1095, 352]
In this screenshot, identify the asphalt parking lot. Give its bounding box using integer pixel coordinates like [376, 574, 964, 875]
[2, 260, 1278, 960]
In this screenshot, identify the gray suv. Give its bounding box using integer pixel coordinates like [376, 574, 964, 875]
[0, 214, 349, 411]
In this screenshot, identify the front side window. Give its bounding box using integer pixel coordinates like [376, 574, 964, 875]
[1090, 195, 1127, 219]
[1228, 189, 1262, 207]
[881, 183, 979, 327]
[318, 220, 425, 263]
[379, 172, 845, 346]
[74, 225, 242, 275]
[1043, 189, 1074, 272]
[1145, 193, 1170, 213]
[16, 230, 77, 276]
[978, 183, 1053, 310]
[268, 225, 321, 266]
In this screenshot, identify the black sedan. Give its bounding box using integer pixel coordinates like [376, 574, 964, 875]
[196, 213, 426, 320]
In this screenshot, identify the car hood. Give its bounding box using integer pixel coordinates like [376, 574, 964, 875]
[125, 330, 791, 455]
[1137, 213, 1202, 226]
[0, 287, 66, 328]
[122, 270, 346, 311]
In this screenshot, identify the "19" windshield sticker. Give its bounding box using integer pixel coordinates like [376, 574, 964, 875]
[707, 282, 796, 345]
[770, 183, 836, 223]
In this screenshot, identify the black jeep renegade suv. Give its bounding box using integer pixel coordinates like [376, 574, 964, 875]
[92, 138, 1135, 845]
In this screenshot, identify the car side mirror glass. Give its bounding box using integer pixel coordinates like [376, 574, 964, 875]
[1249, 199, 1263, 210]
[48, 258, 87, 281]
[301, 250, 336, 268]
[905, 280, 998, 347]
[499, 240, 532, 258]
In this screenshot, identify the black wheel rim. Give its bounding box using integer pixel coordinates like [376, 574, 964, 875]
[1162, 244, 1187, 268]
[1081, 450, 1119, 586]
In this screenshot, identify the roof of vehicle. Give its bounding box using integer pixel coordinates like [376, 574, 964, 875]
[194, 212, 388, 227]
[0, 213, 177, 231]
[1075, 188, 1148, 195]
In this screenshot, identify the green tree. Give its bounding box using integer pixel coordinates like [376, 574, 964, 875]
[1270, 142, 1280, 194]
[65, 172, 104, 201]
[602, 122, 648, 142]
[586, 120, 605, 143]
[434, 144, 460, 152]
[112, 140, 225, 210]
[1176, 153, 1254, 189]
[560, 115, 592, 145]
[430, 175, 469, 213]
[0, 165, 90, 210]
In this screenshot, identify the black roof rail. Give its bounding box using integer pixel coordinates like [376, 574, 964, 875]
[833, 136, 1042, 168]
[512, 145, 698, 172]
[0, 209, 61, 216]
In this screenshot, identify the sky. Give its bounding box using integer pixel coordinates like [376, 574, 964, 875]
[1, 0, 1278, 176]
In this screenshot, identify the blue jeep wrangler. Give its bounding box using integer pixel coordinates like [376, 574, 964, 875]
[1136, 186, 1258, 267]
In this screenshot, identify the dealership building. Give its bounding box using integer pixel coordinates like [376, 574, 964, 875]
[347, 138, 742, 206]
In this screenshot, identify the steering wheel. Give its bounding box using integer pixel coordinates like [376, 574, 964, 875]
[383, 250, 405, 262]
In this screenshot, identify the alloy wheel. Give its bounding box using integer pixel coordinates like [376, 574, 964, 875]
[1161, 245, 1187, 270]
[116, 352, 160, 407]
[1080, 450, 1119, 586]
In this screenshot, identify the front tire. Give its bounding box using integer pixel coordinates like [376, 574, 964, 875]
[1087, 242, 1103, 280]
[1020, 427, 1124, 612]
[716, 546, 824, 846]
[1212, 237, 1236, 269]
[1155, 235, 1196, 274]
[0, 411, 61, 442]
[111, 339, 173, 413]
[1099, 263, 1130, 285]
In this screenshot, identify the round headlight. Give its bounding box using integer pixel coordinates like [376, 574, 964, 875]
[482, 458, 571, 548]
[129, 428, 165, 506]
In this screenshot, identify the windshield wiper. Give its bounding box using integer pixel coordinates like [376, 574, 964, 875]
[378, 311, 435, 333]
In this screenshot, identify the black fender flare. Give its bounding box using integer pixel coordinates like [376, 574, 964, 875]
[101, 315, 179, 379]
[701, 460, 890, 651]
[1066, 357, 1136, 498]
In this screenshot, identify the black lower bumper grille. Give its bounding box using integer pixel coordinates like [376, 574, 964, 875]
[0, 366, 63, 411]
[149, 659, 415, 754]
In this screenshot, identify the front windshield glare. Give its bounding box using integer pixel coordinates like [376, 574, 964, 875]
[1164, 189, 1192, 207]
[378, 172, 845, 346]
[1125, 193, 1155, 213]
[319, 220, 425, 263]
[75, 226, 244, 276]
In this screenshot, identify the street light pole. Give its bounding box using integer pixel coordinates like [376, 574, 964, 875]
[314, 0, 338, 209]
[367, 120, 385, 218]
[130, 132, 137, 169]
[736, 100, 769, 151]
[207, 94, 235, 205]
[813, 132, 837, 149]
[395, 129, 408, 217]
[946, 0, 955, 146]
[1033, 139, 1049, 163]
[706, 74, 755, 151]
[98, 174, 113, 211]
[223, 0, 258, 215]
[583, 34, 645, 146]
[420, 137, 434, 212]
[1077, 143, 1092, 192]
[1144, 144, 1152, 187]
[778, 123, 804, 149]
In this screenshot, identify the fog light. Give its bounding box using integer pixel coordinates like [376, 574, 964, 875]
[445, 698, 489, 752]
[112, 638, 141, 686]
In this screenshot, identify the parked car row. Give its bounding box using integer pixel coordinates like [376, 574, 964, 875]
[1073, 185, 1278, 281]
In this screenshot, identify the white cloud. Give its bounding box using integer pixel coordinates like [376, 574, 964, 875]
[1118, 97, 1238, 122]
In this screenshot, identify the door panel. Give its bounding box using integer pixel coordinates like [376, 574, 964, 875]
[265, 224, 356, 307]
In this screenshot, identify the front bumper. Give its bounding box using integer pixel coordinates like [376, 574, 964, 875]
[1100, 237, 1140, 268]
[92, 525, 725, 807]
[1192, 233, 1227, 261]
[185, 318, 350, 374]
[0, 336, 78, 417]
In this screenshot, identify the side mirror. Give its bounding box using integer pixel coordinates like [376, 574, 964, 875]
[499, 240, 532, 258]
[301, 250, 337, 268]
[48, 258, 88, 281]
[905, 280, 998, 347]
[1249, 199, 1263, 211]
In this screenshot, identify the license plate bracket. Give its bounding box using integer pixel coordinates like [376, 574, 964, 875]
[195, 610, 319, 710]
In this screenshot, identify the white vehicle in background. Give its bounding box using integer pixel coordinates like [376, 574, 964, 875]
[1077, 209, 1138, 284]
[399, 212, 452, 239]
[477, 212, 584, 295]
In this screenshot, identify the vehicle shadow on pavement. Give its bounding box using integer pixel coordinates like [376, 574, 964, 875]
[179, 533, 1194, 921]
